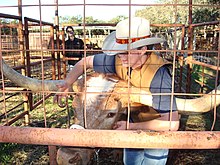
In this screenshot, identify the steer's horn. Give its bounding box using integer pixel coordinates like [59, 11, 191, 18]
[1, 60, 64, 92]
[176, 89, 220, 113]
[129, 84, 220, 113]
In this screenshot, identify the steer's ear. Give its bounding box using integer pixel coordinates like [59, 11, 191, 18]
[116, 100, 122, 112]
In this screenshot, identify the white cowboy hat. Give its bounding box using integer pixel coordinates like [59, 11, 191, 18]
[102, 17, 164, 55]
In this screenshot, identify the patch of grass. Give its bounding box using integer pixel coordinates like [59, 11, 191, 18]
[0, 96, 75, 164]
[0, 143, 18, 164]
[29, 96, 75, 128]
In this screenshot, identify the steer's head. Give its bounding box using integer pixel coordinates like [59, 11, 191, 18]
[71, 73, 125, 129]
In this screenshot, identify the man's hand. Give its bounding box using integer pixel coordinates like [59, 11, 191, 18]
[53, 81, 70, 108]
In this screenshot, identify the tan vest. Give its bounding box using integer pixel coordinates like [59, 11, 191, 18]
[115, 52, 170, 92]
[115, 53, 171, 121]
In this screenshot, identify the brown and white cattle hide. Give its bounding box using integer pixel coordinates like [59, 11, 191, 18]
[56, 72, 160, 165]
[57, 73, 131, 165]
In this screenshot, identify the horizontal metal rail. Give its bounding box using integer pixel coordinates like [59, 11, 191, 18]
[24, 17, 54, 26]
[0, 101, 24, 120]
[2, 111, 28, 126]
[31, 93, 52, 110]
[0, 13, 22, 20]
[0, 126, 219, 149]
[191, 21, 219, 27]
[0, 92, 19, 103]
[186, 58, 220, 71]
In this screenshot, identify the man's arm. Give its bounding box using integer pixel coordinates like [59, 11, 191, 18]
[53, 55, 94, 104]
[65, 55, 94, 86]
[114, 111, 179, 131]
[129, 111, 179, 131]
[54, 53, 115, 103]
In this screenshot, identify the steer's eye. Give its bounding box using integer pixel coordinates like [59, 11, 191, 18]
[107, 113, 116, 118]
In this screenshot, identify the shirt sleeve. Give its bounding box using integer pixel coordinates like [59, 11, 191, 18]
[93, 53, 116, 73]
[150, 66, 177, 113]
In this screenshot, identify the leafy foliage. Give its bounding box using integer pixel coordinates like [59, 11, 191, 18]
[135, 0, 219, 25]
[59, 15, 104, 24]
[108, 15, 128, 24]
[193, 7, 219, 23]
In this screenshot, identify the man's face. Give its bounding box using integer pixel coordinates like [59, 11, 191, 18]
[117, 47, 147, 69]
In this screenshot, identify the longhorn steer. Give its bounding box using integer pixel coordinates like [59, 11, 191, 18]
[1, 60, 220, 164]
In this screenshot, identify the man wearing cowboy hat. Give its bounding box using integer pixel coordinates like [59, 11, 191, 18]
[54, 17, 179, 165]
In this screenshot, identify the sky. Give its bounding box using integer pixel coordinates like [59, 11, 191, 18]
[0, 0, 157, 23]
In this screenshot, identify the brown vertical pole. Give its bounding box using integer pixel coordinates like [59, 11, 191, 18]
[48, 146, 58, 165]
[18, 0, 25, 81]
[186, 0, 193, 93]
[24, 17, 33, 110]
[18, 0, 30, 125]
[54, 0, 61, 80]
[56, 28, 61, 80]
[47, 1, 59, 164]
[61, 27, 67, 78]
[201, 66, 205, 93]
[178, 25, 186, 92]
[23, 18, 31, 77]
[50, 26, 56, 80]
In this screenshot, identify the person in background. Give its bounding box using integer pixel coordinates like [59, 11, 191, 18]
[65, 26, 84, 70]
[54, 17, 179, 165]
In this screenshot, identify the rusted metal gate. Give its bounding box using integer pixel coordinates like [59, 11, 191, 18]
[0, 13, 58, 126]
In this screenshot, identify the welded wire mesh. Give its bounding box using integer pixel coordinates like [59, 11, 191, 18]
[0, 0, 219, 164]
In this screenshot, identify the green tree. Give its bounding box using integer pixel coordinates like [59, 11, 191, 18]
[59, 15, 83, 24]
[108, 15, 128, 24]
[192, 0, 219, 23]
[135, 0, 219, 25]
[135, 0, 189, 24]
[85, 16, 103, 24]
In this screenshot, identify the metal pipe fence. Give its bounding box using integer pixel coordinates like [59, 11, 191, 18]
[0, 1, 219, 164]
